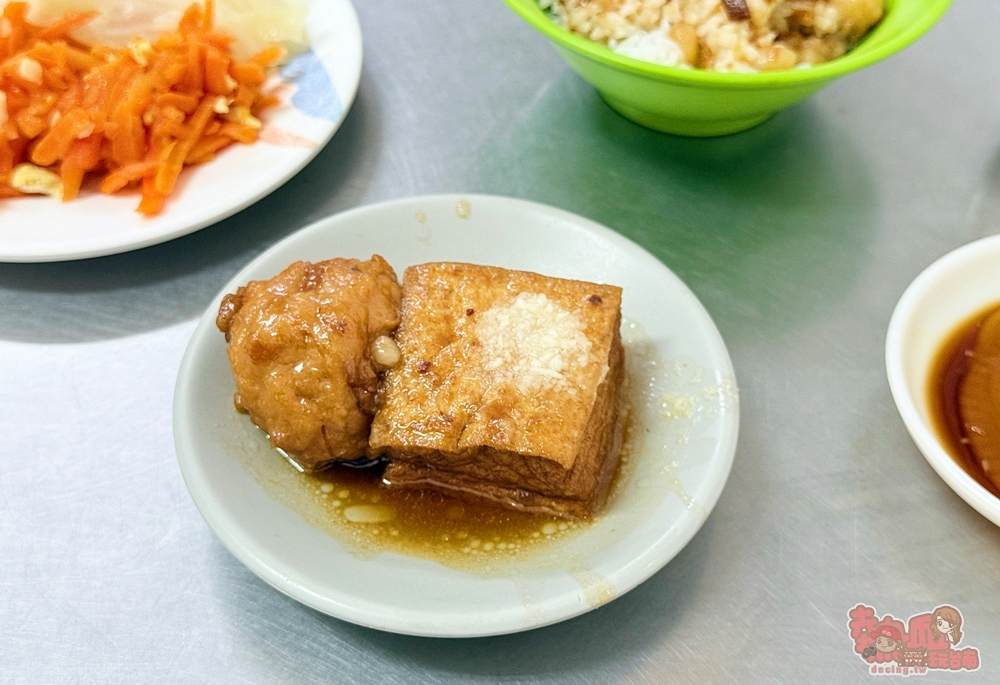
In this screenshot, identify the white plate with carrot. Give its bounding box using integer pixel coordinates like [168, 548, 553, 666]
[0, 0, 361, 262]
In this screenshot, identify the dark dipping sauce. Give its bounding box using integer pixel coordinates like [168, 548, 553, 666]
[927, 302, 1000, 498]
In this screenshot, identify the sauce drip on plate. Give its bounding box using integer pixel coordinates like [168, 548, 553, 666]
[928, 302, 1000, 497]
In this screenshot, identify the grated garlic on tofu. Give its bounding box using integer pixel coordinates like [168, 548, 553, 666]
[11, 164, 65, 200]
[475, 292, 595, 392]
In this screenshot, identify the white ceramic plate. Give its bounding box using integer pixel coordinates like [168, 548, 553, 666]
[174, 194, 740, 637]
[886, 234, 1000, 527]
[0, 0, 361, 263]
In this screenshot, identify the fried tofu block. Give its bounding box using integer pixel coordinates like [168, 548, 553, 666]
[217, 256, 402, 471]
[369, 263, 625, 519]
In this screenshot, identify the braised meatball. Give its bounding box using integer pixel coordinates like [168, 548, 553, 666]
[216, 256, 402, 471]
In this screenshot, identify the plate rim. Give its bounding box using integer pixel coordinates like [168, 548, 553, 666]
[0, 0, 363, 264]
[885, 233, 1000, 527]
[173, 193, 740, 636]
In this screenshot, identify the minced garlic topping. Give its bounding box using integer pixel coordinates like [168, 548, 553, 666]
[475, 292, 594, 392]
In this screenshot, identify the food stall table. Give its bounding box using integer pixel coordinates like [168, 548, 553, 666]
[1, 0, 996, 682]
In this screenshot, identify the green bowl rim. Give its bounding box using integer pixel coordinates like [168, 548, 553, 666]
[502, 0, 953, 87]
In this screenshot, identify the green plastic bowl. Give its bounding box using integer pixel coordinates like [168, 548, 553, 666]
[503, 0, 952, 136]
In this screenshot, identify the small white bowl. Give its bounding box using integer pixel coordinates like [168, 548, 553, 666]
[886, 234, 1000, 526]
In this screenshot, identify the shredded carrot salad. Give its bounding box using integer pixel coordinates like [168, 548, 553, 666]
[0, 1, 284, 215]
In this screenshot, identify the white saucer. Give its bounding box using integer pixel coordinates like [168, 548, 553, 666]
[886, 233, 1000, 526]
[0, 0, 361, 263]
[173, 194, 740, 636]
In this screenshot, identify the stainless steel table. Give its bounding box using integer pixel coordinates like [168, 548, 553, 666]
[3, 1, 997, 682]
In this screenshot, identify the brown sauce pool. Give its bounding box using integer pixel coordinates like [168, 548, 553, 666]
[302, 464, 585, 568]
[927, 302, 1000, 498]
[285, 413, 639, 572]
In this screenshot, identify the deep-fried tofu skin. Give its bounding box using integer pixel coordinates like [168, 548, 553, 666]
[369, 263, 625, 519]
[216, 256, 402, 471]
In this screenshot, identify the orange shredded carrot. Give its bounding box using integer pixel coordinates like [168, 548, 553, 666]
[219, 121, 258, 144]
[0, 140, 14, 176]
[60, 133, 102, 200]
[31, 107, 92, 166]
[155, 94, 214, 195]
[0, 1, 285, 216]
[203, 46, 230, 95]
[185, 133, 231, 165]
[156, 92, 200, 114]
[36, 10, 98, 42]
[250, 45, 286, 67]
[138, 175, 164, 216]
[100, 160, 158, 194]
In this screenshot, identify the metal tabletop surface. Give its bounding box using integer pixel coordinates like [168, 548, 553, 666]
[2, 0, 998, 682]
